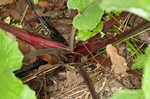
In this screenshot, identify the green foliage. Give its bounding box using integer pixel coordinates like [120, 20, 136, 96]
[72, 2, 103, 30]
[131, 54, 145, 69]
[0, 29, 36, 99]
[100, 0, 150, 20]
[142, 46, 150, 99]
[132, 46, 150, 69]
[105, 11, 121, 21]
[67, 0, 104, 41]
[76, 21, 103, 41]
[68, 0, 150, 41]
[112, 90, 144, 99]
[33, 0, 38, 5]
[67, 0, 94, 12]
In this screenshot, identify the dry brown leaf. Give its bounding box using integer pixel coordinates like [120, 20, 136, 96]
[0, 0, 13, 5]
[106, 44, 129, 76]
[38, 1, 55, 8]
[39, 54, 59, 64]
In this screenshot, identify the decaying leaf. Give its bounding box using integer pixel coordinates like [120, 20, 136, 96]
[38, 1, 55, 8]
[39, 54, 59, 64]
[106, 44, 129, 76]
[0, 0, 13, 5]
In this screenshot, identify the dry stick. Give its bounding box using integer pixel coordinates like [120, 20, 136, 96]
[69, 27, 76, 51]
[76, 21, 150, 55]
[22, 64, 64, 83]
[77, 65, 99, 99]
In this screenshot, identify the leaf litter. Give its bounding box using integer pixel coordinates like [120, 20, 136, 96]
[0, 0, 146, 99]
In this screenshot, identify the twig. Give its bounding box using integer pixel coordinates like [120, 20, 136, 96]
[77, 65, 99, 99]
[69, 27, 76, 51]
[20, 5, 29, 24]
[21, 64, 64, 83]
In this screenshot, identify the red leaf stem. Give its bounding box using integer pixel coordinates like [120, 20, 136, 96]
[0, 21, 68, 49]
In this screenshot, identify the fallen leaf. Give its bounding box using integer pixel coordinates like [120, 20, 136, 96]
[38, 1, 55, 8]
[106, 44, 129, 76]
[0, 0, 13, 5]
[39, 54, 59, 64]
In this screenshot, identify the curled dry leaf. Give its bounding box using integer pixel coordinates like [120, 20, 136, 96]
[106, 44, 129, 76]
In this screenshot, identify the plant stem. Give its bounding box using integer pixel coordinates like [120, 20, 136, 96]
[0, 21, 68, 49]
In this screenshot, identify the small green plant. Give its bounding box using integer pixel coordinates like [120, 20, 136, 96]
[67, 0, 104, 41]
[67, 0, 150, 41]
[0, 29, 36, 99]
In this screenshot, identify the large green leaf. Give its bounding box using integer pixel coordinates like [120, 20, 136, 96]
[0, 29, 36, 99]
[68, 0, 104, 31]
[142, 46, 150, 99]
[73, 2, 104, 30]
[100, 0, 150, 20]
[112, 90, 144, 99]
[67, 0, 94, 12]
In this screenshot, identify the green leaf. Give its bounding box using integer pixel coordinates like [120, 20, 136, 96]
[131, 54, 145, 69]
[33, 0, 38, 5]
[76, 21, 103, 41]
[0, 29, 36, 99]
[67, 0, 104, 40]
[100, 0, 139, 11]
[142, 46, 150, 99]
[67, 0, 94, 12]
[132, 45, 150, 70]
[73, 2, 104, 30]
[112, 90, 144, 99]
[100, 0, 150, 20]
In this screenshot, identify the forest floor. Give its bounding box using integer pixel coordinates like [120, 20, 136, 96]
[0, 0, 149, 99]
